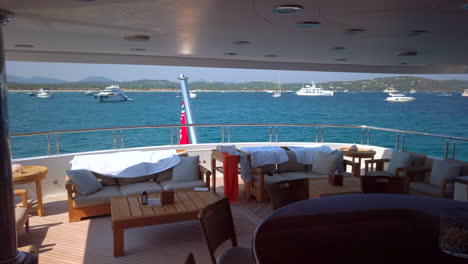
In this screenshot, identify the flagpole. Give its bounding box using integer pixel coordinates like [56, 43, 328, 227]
[178, 74, 198, 144]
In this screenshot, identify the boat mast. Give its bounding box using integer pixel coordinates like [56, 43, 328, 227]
[178, 74, 198, 144]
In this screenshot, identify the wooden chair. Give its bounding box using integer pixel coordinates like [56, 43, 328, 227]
[267, 178, 309, 210]
[361, 175, 409, 194]
[198, 198, 255, 264]
[14, 189, 29, 233]
[184, 253, 196, 264]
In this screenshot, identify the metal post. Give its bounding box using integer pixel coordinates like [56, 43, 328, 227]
[47, 134, 51, 156]
[315, 127, 319, 143]
[321, 128, 324, 143]
[120, 129, 124, 149]
[452, 140, 456, 160]
[361, 128, 365, 145]
[112, 130, 116, 149]
[401, 134, 405, 151]
[275, 127, 278, 143]
[227, 127, 231, 143]
[178, 74, 198, 144]
[170, 128, 174, 145]
[444, 139, 449, 160]
[269, 126, 272, 143]
[55, 133, 59, 155]
[0, 9, 35, 264]
[395, 133, 400, 151]
[367, 129, 371, 145]
[221, 126, 224, 143]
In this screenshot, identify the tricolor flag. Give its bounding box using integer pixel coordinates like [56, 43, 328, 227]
[179, 100, 190, 144]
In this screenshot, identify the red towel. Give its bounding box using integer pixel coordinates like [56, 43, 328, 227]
[222, 152, 239, 202]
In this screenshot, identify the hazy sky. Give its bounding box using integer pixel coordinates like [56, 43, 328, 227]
[6, 61, 468, 83]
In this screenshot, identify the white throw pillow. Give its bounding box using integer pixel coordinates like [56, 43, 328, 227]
[172, 156, 200, 182]
[387, 151, 414, 175]
[311, 151, 340, 175]
[429, 160, 461, 188]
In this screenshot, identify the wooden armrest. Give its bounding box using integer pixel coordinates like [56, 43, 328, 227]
[199, 165, 211, 189]
[441, 178, 456, 198]
[365, 159, 390, 173]
[343, 160, 359, 177]
[14, 189, 28, 208]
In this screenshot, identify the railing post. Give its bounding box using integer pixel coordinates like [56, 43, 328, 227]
[275, 127, 278, 143]
[55, 133, 60, 156]
[315, 127, 319, 143]
[395, 133, 400, 151]
[120, 129, 124, 149]
[46, 134, 51, 156]
[113, 130, 116, 150]
[401, 134, 405, 151]
[221, 126, 224, 143]
[269, 126, 272, 143]
[361, 127, 364, 145]
[321, 128, 325, 143]
[227, 127, 231, 143]
[444, 139, 449, 159]
[170, 128, 174, 146]
[452, 140, 456, 160]
[367, 129, 371, 145]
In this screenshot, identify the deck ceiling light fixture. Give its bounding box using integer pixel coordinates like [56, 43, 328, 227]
[124, 34, 151, 41]
[295, 21, 320, 28]
[272, 5, 304, 14]
[336, 58, 348, 61]
[224, 52, 237, 56]
[14, 44, 34, 48]
[264, 54, 278, 57]
[396, 51, 417, 56]
[408, 30, 429, 36]
[130, 48, 146, 52]
[232, 41, 250, 46]
[344, 28, 365, 35]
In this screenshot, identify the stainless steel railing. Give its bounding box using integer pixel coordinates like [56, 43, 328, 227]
[10, 123, 468, 160]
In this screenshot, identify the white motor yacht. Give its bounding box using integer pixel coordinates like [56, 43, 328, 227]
[383, 87, 399, 93]
[36, 88, 53, 98]
[296, 82, 333, 96]
[95, 85, 129, 102]
[190, 92, 197, 99]
[409, 89, 417, 94]
[463, 89, 468, 97]
[385, 93, 415, 102]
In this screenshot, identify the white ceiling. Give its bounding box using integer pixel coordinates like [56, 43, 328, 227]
[2, 0, 468, 73]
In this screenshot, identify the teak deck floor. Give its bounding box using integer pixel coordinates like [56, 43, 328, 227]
[17, 178, 270, 264]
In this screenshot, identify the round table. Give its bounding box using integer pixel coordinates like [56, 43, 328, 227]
[13, 166, 48, 216]
[340, 147, 376, 176]
[254, 194, 468, 264]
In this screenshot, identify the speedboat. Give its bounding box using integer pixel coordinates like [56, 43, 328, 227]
[190, 92, 197, 99]
[95, 85, 129, 102]
[272, 91, 281, 97]
[296, 82, 333, 96]
[385, 93, 415, 102]
[383, 87, 399, 93]
[463, 89, 468, 97]
[27, 92, 34, 96]
[36, 88, 53, 98]
[438, 93, 453, 97]
[409, 89, 416, 94]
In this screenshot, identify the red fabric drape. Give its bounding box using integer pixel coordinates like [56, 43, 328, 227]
[222, 152, 239, 202]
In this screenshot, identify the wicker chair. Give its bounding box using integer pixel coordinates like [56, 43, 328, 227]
[267, 178, 309, 210]
[198, 198, 255, 264]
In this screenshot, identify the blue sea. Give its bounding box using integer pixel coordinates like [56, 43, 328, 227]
[7, 91, 468, 161]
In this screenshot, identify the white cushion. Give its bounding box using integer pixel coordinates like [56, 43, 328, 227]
[429, 159, 461, 189]
[119, 181, 163, 196]
[160, 180, 206, 190]
[387, 151, 414, 175]
[172, 156, 200, 182]
[311, 151, 340, 175]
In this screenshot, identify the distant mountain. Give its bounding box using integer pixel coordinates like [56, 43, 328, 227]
[7, 74, 67, 84]
[79, 76, 115, 83]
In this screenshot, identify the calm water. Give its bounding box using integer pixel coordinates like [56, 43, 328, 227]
[8, 91, 468, 161]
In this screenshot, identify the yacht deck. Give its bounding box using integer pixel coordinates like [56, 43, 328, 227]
[17, 180, 271, 264]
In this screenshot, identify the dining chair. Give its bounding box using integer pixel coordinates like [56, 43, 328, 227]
[267, 178, 309, 210]
[198, 198, 255, 264]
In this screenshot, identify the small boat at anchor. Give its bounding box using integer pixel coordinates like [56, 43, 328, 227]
[296, 82, 333, 96]
[385, 93, 415, 102]
[36, 88, 54, 98]
[95, 85, 130, 102]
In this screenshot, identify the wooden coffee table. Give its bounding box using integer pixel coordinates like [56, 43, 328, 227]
[111, 191, 220, 257]
[308, 177, 362, 198]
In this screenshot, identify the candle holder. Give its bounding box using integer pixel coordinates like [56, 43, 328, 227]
[440, 208, 468, 258]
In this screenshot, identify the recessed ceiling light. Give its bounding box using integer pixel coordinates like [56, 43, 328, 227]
[264, 54, 277, 58]
[408, 30, 429, 36]
[123, 34, 151, 41]
[336, 58, 348, 61]
[332, 47, 346, 51]
[295, 21, 320, 28]
[224, 52, 237, 56]
[14, 44, 34, 48]
[343, 28, 365, 35]
[130, 48, 146, 52]
[272, 5, 304, 14]
[232, 41, 250, 46]
[460, 3, 468, 10]
[396, 51, 417, 56]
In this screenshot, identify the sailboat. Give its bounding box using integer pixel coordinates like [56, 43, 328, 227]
[272, 74, 282, 98]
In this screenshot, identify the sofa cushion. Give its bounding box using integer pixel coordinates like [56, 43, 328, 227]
[429, 160, 461, 190]
[330, 150, 345, 174]
[409, 181, 441, 197]
[311, 152, 340, 175]
[280, 172, 310, 180]
[160, 180, 207, 190]
[406, 152, 427, 166]
[155, 168, 173, 183]
[119, 181, 163, 196]
[172, 156, 200, 182]
[73, 186, 121, 208]
[15, 207, 28, 230]
[67, 169, 103, 196]
[252, 174, 288, 188]
[277, 150, 306, 173]
[117, 174, 155, 185]
[257, 164, 277, 175]
[305, 171, 330, 180]
[92, 172, 118, 186]
[387, 151, 414, 175]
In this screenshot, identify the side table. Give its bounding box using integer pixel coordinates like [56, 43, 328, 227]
[13, 166, 48, 216]
[340, 147, 376, 177]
